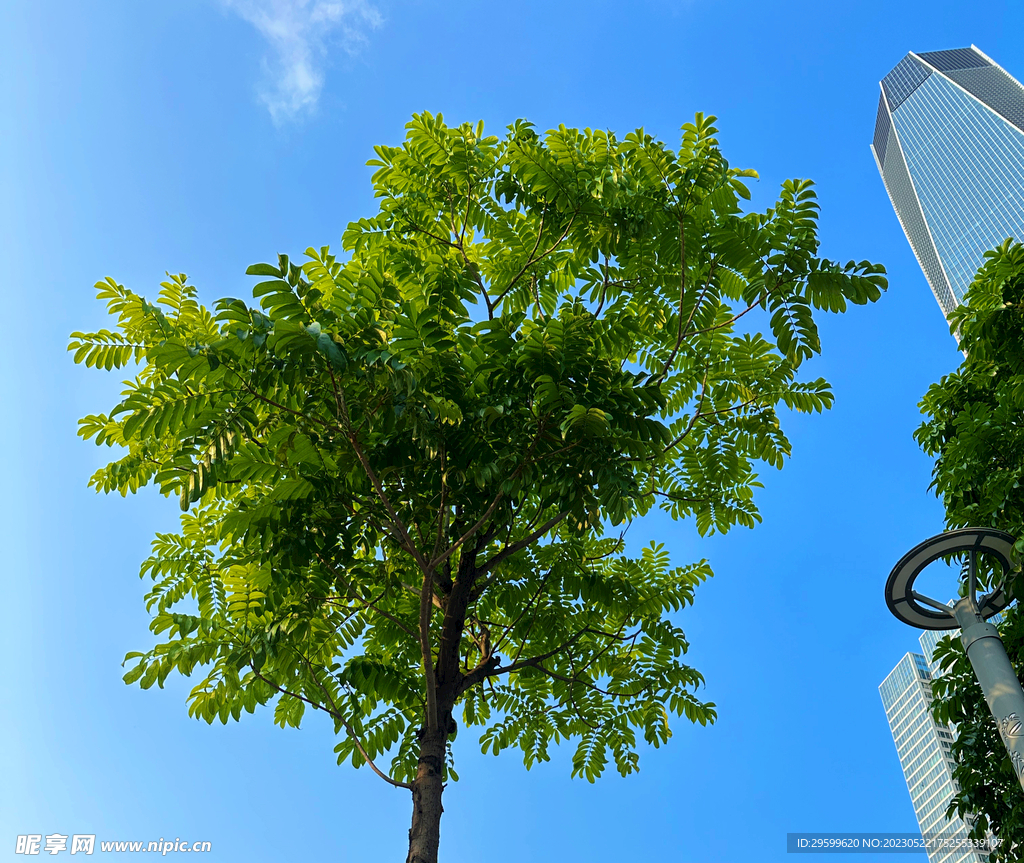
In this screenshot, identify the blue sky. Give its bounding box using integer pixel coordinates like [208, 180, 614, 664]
[2, 1, 1021, 860]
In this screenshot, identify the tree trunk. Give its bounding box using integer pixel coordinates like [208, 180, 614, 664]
[406, 724, 447, 863]
[407, 544, 482, 862]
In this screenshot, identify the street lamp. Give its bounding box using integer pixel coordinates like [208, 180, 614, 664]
[885, 527, 1024, 789]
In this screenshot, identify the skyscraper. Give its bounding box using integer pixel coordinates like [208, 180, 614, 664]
[879, 630, 990, 863]
[874, 44, 1018, 863]
[871, 46, 1024, 318]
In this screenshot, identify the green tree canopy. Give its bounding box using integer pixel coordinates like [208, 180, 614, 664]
[71, 112, 884, 862]
[920, 240, 1024, 861]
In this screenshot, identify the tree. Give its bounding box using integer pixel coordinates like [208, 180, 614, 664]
[70, 112, 884, 862]
[919, 240, 1024, 861]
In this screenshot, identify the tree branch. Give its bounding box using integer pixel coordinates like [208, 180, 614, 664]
[652, 219, 688, 385]
[532, 662, 651, 699]
[653, 393, 761, 461]
[314, 555, 418, 638]
[649, 366, 709, 461]
[471, 625, 596, 687]
[430, 447, 449, 564]
[490, 568, 553, 656]
[335, 387, 429, 574]
[493, 210, 546, 303]
[250, 666, 412, 790]
[474, 512, 568, 583]
[492, 213, 577, 308]
[419, 566, 440, 732]
[683, 293, 762, 340]
[678, 258, 716, 350]
[327, 383, 439, 732]
[427, 417, 552, 572]
[228, 369, 337, 433]
[428, 493, 504, 572]
[400, 220, 460, 249]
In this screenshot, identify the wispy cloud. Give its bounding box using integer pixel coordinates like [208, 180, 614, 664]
[223, 0, 382, 123]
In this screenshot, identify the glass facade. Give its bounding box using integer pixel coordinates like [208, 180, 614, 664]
[871, 46, 1024, 318]
[879, 631, 991, 863]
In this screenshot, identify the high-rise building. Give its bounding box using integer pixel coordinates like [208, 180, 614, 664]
[879, 629, 990, 863]
[871, 46, 1024, 318]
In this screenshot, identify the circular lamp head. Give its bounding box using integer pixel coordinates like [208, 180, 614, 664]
[885, 527, 1017, 630]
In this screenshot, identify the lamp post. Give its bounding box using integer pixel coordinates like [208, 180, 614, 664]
[885, 527, 1024, 789]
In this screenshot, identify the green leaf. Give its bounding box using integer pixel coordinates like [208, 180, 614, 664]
[246, 262, 283, 277]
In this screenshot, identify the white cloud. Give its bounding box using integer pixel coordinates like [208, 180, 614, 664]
[223, 0, 382, 123]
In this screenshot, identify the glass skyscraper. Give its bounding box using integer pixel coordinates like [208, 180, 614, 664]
[871, 45, 1024, 318]
[879, 630, 990, 863]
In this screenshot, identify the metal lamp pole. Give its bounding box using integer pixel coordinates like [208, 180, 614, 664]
[885, 527, 1024, 790]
